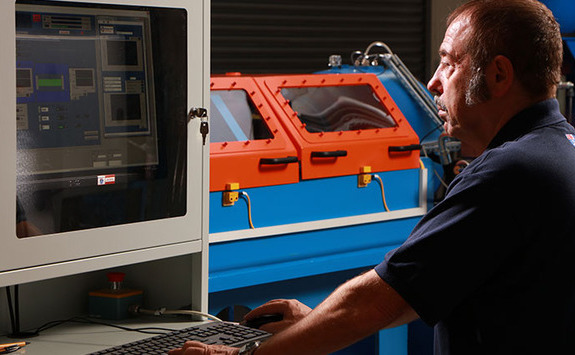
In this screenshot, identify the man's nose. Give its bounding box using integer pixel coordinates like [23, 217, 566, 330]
[427, 70, 442, 96]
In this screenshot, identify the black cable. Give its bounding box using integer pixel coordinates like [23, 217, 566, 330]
[13, 286, 19, 335]
[419, 122, 444, 143]
[4, 286, 183, 339]
[4, 287, 184, 340]
[5, 287, 16, 334]
[4, 285, 36, 338]
[33, 316, 179, 336]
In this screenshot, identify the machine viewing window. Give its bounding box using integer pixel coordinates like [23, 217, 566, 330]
[210, 90, 273, 143]
[280, 85, 397, 133]
[15, 1, 188, 237]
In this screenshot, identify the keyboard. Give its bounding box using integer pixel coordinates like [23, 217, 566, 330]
[89, 321, 271, 354]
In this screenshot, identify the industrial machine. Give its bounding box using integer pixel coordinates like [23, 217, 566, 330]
[2, 1, 452, 351]
[207, 42, 458, 354]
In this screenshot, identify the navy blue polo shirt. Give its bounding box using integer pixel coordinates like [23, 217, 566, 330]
[376, 99, 575, 354]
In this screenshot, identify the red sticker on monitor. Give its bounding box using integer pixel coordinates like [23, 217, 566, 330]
[97, 174, 116, 185]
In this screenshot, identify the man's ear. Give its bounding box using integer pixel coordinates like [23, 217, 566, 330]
[487, 55, 514, 97]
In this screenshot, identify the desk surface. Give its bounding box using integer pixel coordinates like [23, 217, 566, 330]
[0, 318, 199, 354]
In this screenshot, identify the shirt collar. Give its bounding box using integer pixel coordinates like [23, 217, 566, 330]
[487, 98, 565, 150]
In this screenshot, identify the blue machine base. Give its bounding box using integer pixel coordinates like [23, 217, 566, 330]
[208, 162, 440, 354]
[209, 267, 410, 355]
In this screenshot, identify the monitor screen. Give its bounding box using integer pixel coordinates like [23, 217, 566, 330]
[15, 1, 188, 237]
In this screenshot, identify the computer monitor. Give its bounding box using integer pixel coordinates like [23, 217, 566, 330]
[16, 1, 167, 235]
[1, 0, 209, 297]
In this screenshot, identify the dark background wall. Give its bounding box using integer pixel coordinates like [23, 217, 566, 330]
[211, 0, 430, 81]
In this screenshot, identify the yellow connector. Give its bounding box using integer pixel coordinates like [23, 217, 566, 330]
[226, 182, 240, 190]
[358, 166, 372, 188]
[223, 191, 239, 206]
[223, 183, 240, 206]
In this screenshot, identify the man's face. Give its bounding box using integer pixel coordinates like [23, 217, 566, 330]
[427, 16, 488, 144]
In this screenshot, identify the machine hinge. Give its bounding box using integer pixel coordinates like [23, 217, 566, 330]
[188, 107, 209, 145]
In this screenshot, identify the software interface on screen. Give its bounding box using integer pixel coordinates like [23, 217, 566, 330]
[15, 1, 188, 237]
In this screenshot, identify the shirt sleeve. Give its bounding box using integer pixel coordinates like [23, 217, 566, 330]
[374, 157, 528, 326]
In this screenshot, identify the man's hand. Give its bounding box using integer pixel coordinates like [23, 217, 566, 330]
[243, 299, 312, 334]
[166, 298, 311, 355]
[168, 341, 239, 355]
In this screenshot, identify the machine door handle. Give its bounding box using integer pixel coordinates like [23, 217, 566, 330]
[388, 144, 422, 153]
[259, 156, 299, 165]
[310, 150, 348, 158]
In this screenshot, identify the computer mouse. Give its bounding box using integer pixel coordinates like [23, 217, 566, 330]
[242, 313, 283, 329]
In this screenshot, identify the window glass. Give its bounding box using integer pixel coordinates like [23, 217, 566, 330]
[210, 90, 273, 142]
[281, 85, 396, 133]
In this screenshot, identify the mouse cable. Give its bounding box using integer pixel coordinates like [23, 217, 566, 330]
[130, 305, 222, 322]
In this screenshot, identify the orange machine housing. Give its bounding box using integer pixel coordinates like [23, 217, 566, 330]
[210, 75, 300, 191]
[254, 73, 421, 180]
[209, 73, 421, 191]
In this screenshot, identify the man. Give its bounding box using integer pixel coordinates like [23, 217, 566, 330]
[170, 0, 575, 353]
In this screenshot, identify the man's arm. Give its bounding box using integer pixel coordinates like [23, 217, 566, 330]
[169, 269, 417, 355]
[254, 269, 418, 354]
